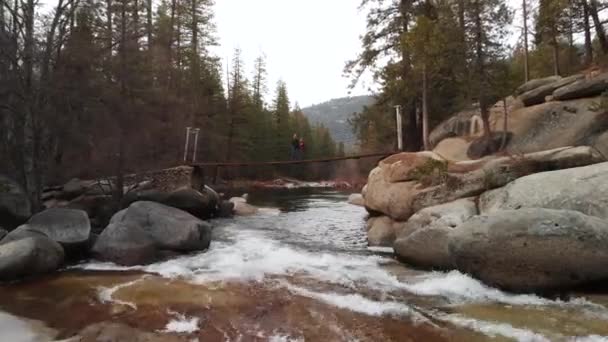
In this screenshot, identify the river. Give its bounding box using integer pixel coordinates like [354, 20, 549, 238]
[1, 190, 608, 341]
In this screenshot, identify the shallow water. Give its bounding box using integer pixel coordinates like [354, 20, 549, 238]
[1, 190, 608, 341]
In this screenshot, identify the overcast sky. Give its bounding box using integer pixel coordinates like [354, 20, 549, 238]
[211, 0, 372, 108]
[212, 0, 525, 108]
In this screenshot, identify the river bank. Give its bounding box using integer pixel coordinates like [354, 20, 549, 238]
[1, 191, 608, 341]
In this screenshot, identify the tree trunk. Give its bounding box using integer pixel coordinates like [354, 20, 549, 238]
[583, 0, 593, 65]
[589, 0, 608, 54]
[106, 0, 113, 73]
[473, 0, 492, 139]
[523, 0, 530, 82]
[422, 63, 429, 150]
[146, 0, 152, 49]
[552, 37, 561, 76]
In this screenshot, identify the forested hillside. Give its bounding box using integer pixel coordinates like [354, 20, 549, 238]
[302, 96, 375, 150]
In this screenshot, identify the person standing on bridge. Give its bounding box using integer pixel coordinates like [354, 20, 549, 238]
[291, 133, 300, 160]
[298, 138, 305, 160]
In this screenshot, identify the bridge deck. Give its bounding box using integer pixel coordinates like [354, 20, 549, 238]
[189, 152, 395, 167]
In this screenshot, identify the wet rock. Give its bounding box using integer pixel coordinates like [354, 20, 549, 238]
[378, 151, 445, 183]
[347, 193, 364, 207]
[514, 76, 562, 96]
[78, 322, 185, 342]
[553, 73, 608, 101]
[394, 198, 477, 270]
[0, 175, 31, 229]
[163, 187, 219, 219]
[229, 197, 258, 216]
[92, 222, 157, 266]
[66, 195, 112, 220]
[448, 208, 608, 292]
[518, 74, 584, 106]
[121, 189, 169, 209]
[0, 236, 64, 281]
[366, 216, 404, 247]
[116, 201, 211, 251]
[217, 200, 235, 218]
[19, 208, 91, 252]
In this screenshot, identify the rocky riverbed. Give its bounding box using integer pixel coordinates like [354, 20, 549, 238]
[1, 191, 608, 341]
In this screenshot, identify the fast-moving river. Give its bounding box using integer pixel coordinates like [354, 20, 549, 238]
[1, 190, 608, 341]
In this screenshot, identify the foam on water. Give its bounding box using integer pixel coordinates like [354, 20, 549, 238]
[97, 277, 146, 309]
[441, 315, 552, 342]
[283, 282, 424, 320]
[161, 311, 200, 334]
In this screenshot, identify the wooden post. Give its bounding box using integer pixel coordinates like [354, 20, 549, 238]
[183, 127, 191, 162]
[394, 105, 403, 151]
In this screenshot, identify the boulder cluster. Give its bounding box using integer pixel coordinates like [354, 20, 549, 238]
[361, 146, 608, 292]
[0, 174, 242, 280]
[359, 72, 608, 293]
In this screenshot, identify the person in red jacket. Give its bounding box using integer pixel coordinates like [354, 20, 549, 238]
[298, 138, 305, 160]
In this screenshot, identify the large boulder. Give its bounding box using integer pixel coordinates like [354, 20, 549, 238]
[394, 198, 477, 270]
[20, 208, 91, 250]
[163, 187, 219, 219]
[115, 201, 212, 251]
[0, 175, 31, 229]
[92, 222, 157, 266]
[553, 73, 608, 101]
[0, 229, 6, 241]
[514, 76, 562, 96]
[378, 151, 445, 183]
[0, 236, 64, 281]
[480, 161, 608, 219]
[519, 74, 584, 106]
[364, 146, 603, 221]
[448, 208, 608, 292]
[366, 216, 405, 247]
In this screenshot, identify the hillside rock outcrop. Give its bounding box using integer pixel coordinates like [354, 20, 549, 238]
[363, 146, 602, 221]
[448, 208, 608, 292]
[480, 162, 608, 219]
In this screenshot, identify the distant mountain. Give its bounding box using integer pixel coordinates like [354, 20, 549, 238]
[301, 95, 375, 149]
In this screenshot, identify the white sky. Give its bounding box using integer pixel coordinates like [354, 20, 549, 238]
[211, 0, 372, 107]
[213, 0, 524, 108]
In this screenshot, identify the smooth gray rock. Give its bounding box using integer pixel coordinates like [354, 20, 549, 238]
[92, 222, 157, 266]
[218, 200, 235, 218]
[448, 208, 608, 292]
[515, 76, 562, 96]
[394, 198, 477, 270]
[480, 162, 608, 219]
[519, 74, 584, 106]
[163, 187, 219, 219]
[0, 236, 64, 280]
[116, 201, 211, 251]
[553, 73, 608, 101]
[366, 216, 401, 247]
[24, 208, 91, 248]
[0, 175, 31, 229]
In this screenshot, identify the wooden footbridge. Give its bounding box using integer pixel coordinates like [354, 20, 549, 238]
[187, 151, 397, 184]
